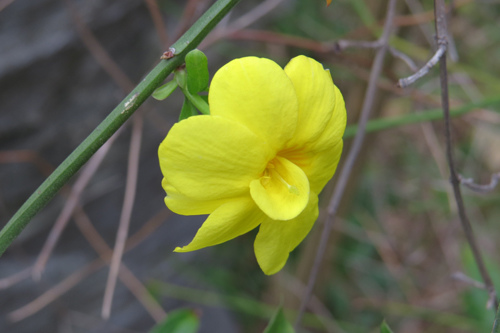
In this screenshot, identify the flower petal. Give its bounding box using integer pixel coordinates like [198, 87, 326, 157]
[249, 156, 309, 221]
[174, 197, 264, 252]
[281, 84, 346, 194]
[159, 115, 273, 201]
[209, 57, 298, 151]
[307, 85, 346, 153]
[162, 179, 227, 215]
[284, 56, 335, 148]
[283, 139, 343, 194]
[254, 192, 319, 275]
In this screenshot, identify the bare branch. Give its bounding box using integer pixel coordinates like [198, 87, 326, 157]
[389, 47, 419, 72]
[398, 44, 446, 87]
[459, 173, 500, 194]
[452, 271, 486, 290]
[334, 39, 382, 52]
[102, 116, 143, 319]
[144, 0, 170, 48]
[31, 135, 116, 280]
[434, 0, 499, 310]
[295, 0, 397, 328]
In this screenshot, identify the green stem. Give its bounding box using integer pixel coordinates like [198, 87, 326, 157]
[184, 90, 210, 115]
[344, 96, 500, 139]
[0, 0, 241, 256]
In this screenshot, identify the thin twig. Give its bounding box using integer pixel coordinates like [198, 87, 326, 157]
[0, 267, 32, 290]
[144, 0, 170, 48]
[398, 44, 446, 87]
[201, 0, 285, 47]
[389, 46, 419, 72]
[0, 150, 54, 176]
[9, 259, 105, 322]
[64, 0, 134, 92]
[294, 0, 397, 328]
[73, 206, 166, 322]
[29, 0, 139, 280]
[173, 0, 206, 40]
[434, 0, 498, 310]
[8, 208, 169, 322]
[223, 0, 284, 32]
[102, 116, 143, 319]
[452, 271, 486, 290]
[283, 272, 346, 333]
[334, 39, 382, 51]
[459, 173, 500, 194]
[32, 133, 118, 280]
[0, 0, 15, 12]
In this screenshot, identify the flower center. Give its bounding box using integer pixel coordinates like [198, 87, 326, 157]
[260, 159, 300, 196]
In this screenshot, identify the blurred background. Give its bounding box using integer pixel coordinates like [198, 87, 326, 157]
[1, 0, 500, 332]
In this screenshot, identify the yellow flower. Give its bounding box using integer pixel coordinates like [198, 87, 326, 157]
[158, 55, 346, 275]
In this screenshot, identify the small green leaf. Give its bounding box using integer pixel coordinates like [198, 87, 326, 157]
[263, 306, 294, 333]
[152, 80, 178, 100]
[149, 308, 200, 333]
[380, 320, 395, 333]
[179, 97, 198, 121]
[175, 69, 188, 89]
[185, 49, 209, 94]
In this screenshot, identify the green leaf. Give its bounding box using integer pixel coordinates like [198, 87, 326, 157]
[175, 69, 188, 89]
[149, 308, 200, 333]
[185, 49, 209, 94]
[263, 306, 294, 333]
[380, 320, 395, 333]
[152, 80, 178, 100]
[179, 97, 198, 121]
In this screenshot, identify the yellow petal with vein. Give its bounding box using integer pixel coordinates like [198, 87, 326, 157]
[174, 197, 264, 252]
[209, 57, 298, 151]
[284, 56, 335, 148]
[162, 179, 227, 215]
[159, 115, 273, 201]
[254, 192, 319, 275]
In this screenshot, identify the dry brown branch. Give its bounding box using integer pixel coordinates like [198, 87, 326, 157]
[201, 0, 286, 48]
[0, 267, 32, 290]
[64, 0, 134, 92]
[32, 134, 117, 280]
[0, 0, 15, 12]
[173, 0, 209, 40]
[433, 0, 498, 310]
[452, 271, 486, 290]
[73, 206, 166, 322]
[459, 173, 500, 194]
[0, 151, 54, 176]
[144, 0, 170, 48]
[9, 259, 104, 322]
[8, 208, 169, 322]
[295, 0, 398, 328]
[102, 116, 143, 319]
[398, 44, 446, 87]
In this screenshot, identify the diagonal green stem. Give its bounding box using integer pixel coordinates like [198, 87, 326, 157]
[0, 0, 241, 257]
